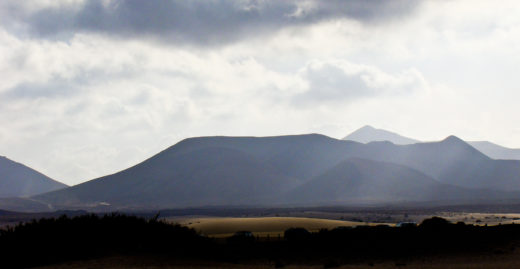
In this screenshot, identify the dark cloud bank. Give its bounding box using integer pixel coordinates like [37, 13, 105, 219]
[7, 0, 421, 45]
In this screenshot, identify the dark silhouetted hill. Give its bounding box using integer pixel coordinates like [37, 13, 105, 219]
[0, 214, 202, 268]
[3, 214, 520, 268]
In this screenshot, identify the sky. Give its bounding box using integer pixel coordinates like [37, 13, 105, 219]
[1, 0, 520, 185]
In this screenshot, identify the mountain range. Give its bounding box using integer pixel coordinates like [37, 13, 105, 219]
[2, 128, 519, 212]
[344, 125, 520, 160]
[28, 134, 520, 211]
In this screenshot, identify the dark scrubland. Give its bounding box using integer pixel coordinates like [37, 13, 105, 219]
[2, 214, 520, 268]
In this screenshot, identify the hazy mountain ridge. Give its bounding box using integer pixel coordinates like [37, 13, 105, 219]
[343, 125, 419, 145]
[468, 141, 520, 160]
[344, 125, 520, 160]
[27, 134, 520, 211]
[343, 136, 520, 191]
[0, 156, 67, 198]
[288, 158, 517, 204]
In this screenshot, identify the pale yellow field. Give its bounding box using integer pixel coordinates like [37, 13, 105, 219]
[438, 212, 520, 226]
[169, 217, 388, 237]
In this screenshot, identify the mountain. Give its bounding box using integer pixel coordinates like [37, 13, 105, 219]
[343, 126, 520, 160]
[288, 158, 515, 204]
[361, 135, 490, 178]
[35, 134, 367, 209]
[343, 125, 419, 145]
[0, 156, 67, 198]
[349, 136, 520, 191]
[34, 144, 302, 208]
[32, 134, 520, 210]
[468, 141, 520, 160]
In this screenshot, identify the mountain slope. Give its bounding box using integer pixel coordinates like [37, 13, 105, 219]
[343, 125, 419, 145]
[167, 134, 362, 180]
[171, 135, 520, 192]
[288, 158, 516, 204]
[35, 146, 300, 208]
[32, 134, 520, 210]
[468, 141, 520, 160]
[350, 136, 520, 191]
[0, 197, 53, 212]
[0, 156, 67, 198]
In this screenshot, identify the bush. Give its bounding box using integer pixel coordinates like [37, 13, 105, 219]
[419, 217, 451, 229]
[0, 213, 203, 268]
[284, 227, 311, 242]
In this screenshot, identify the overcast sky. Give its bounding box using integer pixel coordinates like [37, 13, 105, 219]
[1, 0, 520, 185]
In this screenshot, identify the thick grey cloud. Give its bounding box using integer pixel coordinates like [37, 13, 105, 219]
[293, 60, 426, 106]
[4, 0, 421, 45]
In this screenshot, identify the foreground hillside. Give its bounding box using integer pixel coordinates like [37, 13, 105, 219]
[29, 134, 520, 211]
[0, 156, 67, 198]
[3, 214, 520, 269]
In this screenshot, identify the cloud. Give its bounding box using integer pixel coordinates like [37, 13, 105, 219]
[2, 0, 421, 45]
[3, 79, 80, 99]
[293, 60, 427, 106]
[3, 0, 520, 186]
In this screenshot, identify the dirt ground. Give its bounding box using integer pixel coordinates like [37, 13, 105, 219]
[34, 250, 520, 269]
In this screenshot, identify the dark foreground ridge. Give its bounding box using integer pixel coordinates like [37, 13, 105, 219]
[1, 214, 520, 268]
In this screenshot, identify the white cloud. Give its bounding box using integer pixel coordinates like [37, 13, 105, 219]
[1, 0, 520, 185]
[293, 60, 427, 106]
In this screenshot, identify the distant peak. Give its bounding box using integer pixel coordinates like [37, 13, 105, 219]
[437, 135, 490, 159]
[343, 125, 419, 145]
[359, 125, 376, 130]
[442, 135, 465, 143]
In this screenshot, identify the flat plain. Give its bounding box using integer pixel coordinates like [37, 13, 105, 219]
[164, 210, 520, 238]
[170, 216, 381, 237]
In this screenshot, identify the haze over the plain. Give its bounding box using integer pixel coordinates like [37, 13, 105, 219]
[1, 0, 519, 185]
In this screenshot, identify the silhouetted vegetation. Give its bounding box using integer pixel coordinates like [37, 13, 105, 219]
[0, 213, 205, 268]
[284, 227, 311, 242]
[2, 214, 520, 268]
[227, 231, 255, 244]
